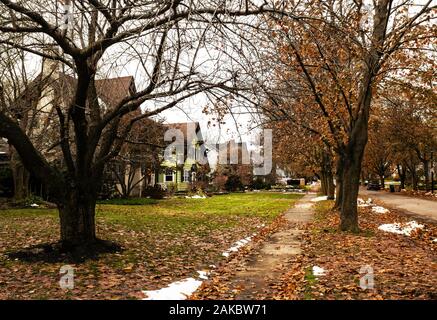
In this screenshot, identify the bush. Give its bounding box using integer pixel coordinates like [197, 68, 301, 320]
[251, 177, 271, 190]
[166, 183, 177, 196]
[143, 185, 166, 199]
[12, 194, 44, 207]
[225, 175, 244, 192]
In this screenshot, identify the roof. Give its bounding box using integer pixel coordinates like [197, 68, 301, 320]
[95, 76, 136, 108]
[13, 72, 136, 114]
[163, 122, 203, 142]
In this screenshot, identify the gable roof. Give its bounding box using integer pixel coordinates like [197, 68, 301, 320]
[13, 72, 136, 115]
[163, 122, 204, 143]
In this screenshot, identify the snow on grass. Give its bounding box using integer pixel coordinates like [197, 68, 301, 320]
[142, 277, 203, 300]
[312, 266, 326, 276]
[378, 221, 424, 236]
[371, 206, 389, 214]
[185, 195, 206, 199]
[311, 196, 328, 202]
[143, 223, 268, 299]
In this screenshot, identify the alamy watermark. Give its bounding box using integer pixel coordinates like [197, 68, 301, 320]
[60, 3, 74, 31]
[359, 265, 374, 290]
[59, 265, 74, 290]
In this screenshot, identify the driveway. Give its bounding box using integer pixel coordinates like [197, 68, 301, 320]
[360, 188, 437, 223]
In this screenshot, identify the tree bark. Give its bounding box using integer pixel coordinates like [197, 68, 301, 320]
[10, 147, 30, 200]
[380, 175, 385, 190]
[423, 159, 430, 191]
[340, 151, 363, 233]
[397, 164, 406, 189]
[334, 156, 344, 209]
[320, 171, 327, 195]
[58, 187, 97, 248]
[326, 167, 335, 200]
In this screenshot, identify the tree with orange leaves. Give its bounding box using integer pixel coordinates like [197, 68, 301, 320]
[261, 0, 435, 231]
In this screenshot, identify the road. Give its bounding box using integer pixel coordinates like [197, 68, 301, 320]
[360, 188, 437, 222]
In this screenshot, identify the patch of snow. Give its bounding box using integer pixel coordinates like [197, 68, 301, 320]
[185, 195, 206, 199]
[222, 236, 253, 257]
[432, 238, 437, 243]
[312, 266, 326, 276]
[197, 271, 209, 280]
[378, 221, 424, 236]
[371, 206, 389, 214]
[311, 196, 328, 202]
[142, 277, 203, 300]
[358, 198, 376, 208]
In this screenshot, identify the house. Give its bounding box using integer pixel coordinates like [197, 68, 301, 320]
[156, 122, 210, 191]
[4, 55, 158, 199]
[211, 140, 253, 189]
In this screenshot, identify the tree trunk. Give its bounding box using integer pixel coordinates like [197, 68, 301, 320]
[423, 160, 430, 191]
[380, 175, 385, 190]
[10, 148, 30, 201]
[58, 188, 97, 248]
[397, 164, 406, 190]
[326, 169, 335, 200]
[320, 171, 327, 195]
[334, 156, 344, 209]
[340, 153, 362, 232]
[12, 162, 30, 201]
[412, 172, 418, 190]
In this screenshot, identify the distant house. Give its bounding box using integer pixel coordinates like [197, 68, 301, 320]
[211, 140, 253, 189]
[157, 122, 210, 191]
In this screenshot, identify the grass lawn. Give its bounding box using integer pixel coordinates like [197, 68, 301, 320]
[0, 192, 302, 299]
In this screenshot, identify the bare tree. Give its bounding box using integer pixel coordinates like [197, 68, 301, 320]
[0, 0, 283, 249]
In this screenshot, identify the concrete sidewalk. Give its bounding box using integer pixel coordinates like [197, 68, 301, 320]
[232, 194, 315, 299]
[360, 188, 437, 223]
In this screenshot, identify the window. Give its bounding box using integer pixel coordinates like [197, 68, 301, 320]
[165, 170, 174, 182]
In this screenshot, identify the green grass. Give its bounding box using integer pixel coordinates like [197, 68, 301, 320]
[304, 267, 317, 300]
[97, 197, 158, 205]
[0, 192, 303, 299]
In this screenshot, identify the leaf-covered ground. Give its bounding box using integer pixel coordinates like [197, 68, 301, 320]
[292, 200, 436, 300]
[0, 192, 302, 299]
[193, 199, 436, 300]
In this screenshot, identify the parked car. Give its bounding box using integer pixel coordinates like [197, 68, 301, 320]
[367, 182, 381, 191]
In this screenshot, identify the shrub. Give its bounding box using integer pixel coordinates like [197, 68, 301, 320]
[166, 183, 177, 196]
[143, 185, 166, 199]
[13, 194, 44, 207]
[225, 175, 244, 192]
[251, 177, 272, 190]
